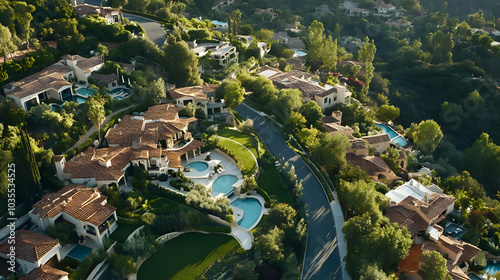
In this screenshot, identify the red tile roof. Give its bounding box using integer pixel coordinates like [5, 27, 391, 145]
[19, 265, 68, 280]
[32, 185, 116, 226]
[0, 230, 58, 263]
[168, 84, 218, 100]
[398, 244, 422, 273]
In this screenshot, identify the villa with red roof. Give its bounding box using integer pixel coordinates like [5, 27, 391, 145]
[0, 229, 62, 275]
[29, 185, 118, 247]
[53, 104, 204, 187]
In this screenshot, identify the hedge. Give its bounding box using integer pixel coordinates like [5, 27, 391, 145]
[117, 217, 144, 226]
[256, 187, 271, 208]
[149, 184, 186, 204]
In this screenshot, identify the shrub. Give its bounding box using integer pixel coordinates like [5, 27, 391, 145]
[256, 187, 272, 208]
[237, 118, 255, 134]
[225, 214, 234, 223]
[158, 173, 168, 182]
[148, 184, 186, 204]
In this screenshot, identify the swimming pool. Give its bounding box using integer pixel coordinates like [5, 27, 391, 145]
[211, 20, 228, 27]
[375, 123, 408, 147]
[187, 161, 209, 172]
[76, 87, 95, 97]
[484, 261, 500, 276]
[212, 175, 238, 196]
[231, 198, 262, 229]
[66, 245, 92, 261]
[469, 274, 481, 280]
[294, 50, 307, 57]
[70, 96, 87, 104]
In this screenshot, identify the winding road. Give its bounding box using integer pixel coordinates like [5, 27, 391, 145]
[236, 104, 345, 280]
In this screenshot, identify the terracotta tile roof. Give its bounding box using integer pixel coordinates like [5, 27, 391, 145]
[4, 64, 73, 99]
[346, 153, 398, 180]
[73, 4, 120, 18]
[143, 104, 183, 120]
[322, 122, 353, 136]
[163, 151, 183, 168]
[458, 241, 481, 264]
[74, 56, 103, 73]
[399, 196, 427, 207]
[398, 244, 422, 273]
[272, 76, 325, 98]
[321, 115, 341, 125]
[269, 70, 314, 82]
[386, 205, 429, 237]
[168, 84, 218, 100]
[439, 235, 463, 254]
[362, 133, 391, 144]
[420, 195, 456, 221]
[447, 260, 469, 280]
[91, 73, 117, 84]
[32, 184, 116, 226]
[0, 230, 58, 263]
[52, 155, 65, 162]
[19, 265, 68, 280]
[350, 138, 367, 149]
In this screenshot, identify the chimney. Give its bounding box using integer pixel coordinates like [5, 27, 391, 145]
[53, 155, 66, 182]
[71, 0, 77, 6]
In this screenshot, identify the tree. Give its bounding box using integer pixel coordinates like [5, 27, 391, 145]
[421, 251, 452, 280]
[254, 28, 273, 41]
[269, 203, 296, 229]
[110, 254, 137, 278]
[455, 21, 470, 39]
[163, 37, 202, 86]
[268, 89, 302, 122]
[146, 78, 166, 105]
[285, 111, 306, 132]
[96, 44, 108, 60]
[357, 37, 377, 89]
[339, 164, 371, 183]
[307, 20, 338, 70]
[464, 133, 500, 193]
[300, 101, 324, 127]
[297, 126, 320, 150]
[237, 118, 254, 134]
[311, 133, 350, 172]
[254, 226, 284, 266]
[232, 260, 258, 280]
[359, 264, 389, 280]
[412, 120, 443, 155]
[338, 180, 387, 220]
[376, 105, 400, 122]
[220, 80, 244, 108]
[0, 24, 16, 61]
[380, 147, 400, 173]
[86, 97, 106, 146]
[427, 31, 454, 64]
[228, 9, 242, 36]
[443, 171, 485, 200]
[467, 10, 486, 28]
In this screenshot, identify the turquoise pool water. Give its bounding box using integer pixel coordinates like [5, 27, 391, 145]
[231, 198, 262, 229]
[187, 161, 209, 172]
[484, 261, 500, 276]
[294, 50, 307, 57]
[67, 245, 92, 261]
[70, 96, 87, 104]
[469, 274, 481, 280]
[211, 20, 227, 27]
[76, 88, 95, 97]
[375, 123, 408, 147]
[212, 175, 238, 195]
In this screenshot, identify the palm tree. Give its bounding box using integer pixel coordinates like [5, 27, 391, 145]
[87, 97, 106, 146]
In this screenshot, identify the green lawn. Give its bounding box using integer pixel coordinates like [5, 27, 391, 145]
[149, 197, 180, 212]
[211, 134, 256, 174]
[137, 233, 240, 280]
[257, 165, 293, 204]
[217, 128, 262, 158]
[109, 224, 140, 243]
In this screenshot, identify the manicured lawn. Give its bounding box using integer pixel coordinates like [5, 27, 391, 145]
[217, 128, 262, 158]
[149, 197, 180, 212]
[257, 165, 292, 204]
[109, 224, 140, 243]
[211, 135, 256, 174]
[137, 233, 240, 280]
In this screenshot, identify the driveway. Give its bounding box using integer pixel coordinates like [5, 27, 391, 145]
[235, 104, 344, 280]
[122, 13, 167, 47]
[80, 0, 167, 47]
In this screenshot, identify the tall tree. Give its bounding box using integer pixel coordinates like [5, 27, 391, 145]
[357, 37, 377, 90]
[163, 36, 202, 86]
[220, 80, 244, 109]
[421, 251, 452, 280]
[412, 120, 443, 155]
[376, 105, 400, 122]
[20, 129, 42, 199]
[427, 31, 454, 64]
[86, 97, 106, 146]
[0, 24, 16, 61]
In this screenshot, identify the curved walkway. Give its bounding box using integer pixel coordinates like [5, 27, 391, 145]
[65, 103, 138, 153]
[236, 103, 348, 280]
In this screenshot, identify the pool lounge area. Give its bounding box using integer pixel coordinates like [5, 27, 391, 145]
[375, 122, 408, 147]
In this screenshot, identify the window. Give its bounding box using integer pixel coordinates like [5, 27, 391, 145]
[324, 97, 328, 103]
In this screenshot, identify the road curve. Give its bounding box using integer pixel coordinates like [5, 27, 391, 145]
[236, 104, 344, 280]
[122, 13, 167, 47]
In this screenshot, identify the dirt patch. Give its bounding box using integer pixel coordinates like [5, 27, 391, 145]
[0, 41, 57, 65]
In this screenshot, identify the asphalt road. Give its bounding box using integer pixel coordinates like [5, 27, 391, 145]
[121, 14, 167, 48]
[236, 104, 343, 280]
[80, 0, 167, 47]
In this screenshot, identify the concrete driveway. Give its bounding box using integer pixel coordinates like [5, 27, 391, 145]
[236, 104, 345, 280]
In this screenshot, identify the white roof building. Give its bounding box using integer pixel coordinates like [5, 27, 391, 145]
[386, 179, 443, 205]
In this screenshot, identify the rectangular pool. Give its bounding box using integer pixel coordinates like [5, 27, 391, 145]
[375, 123, 408, 147]
[66, 245, 92, 261]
